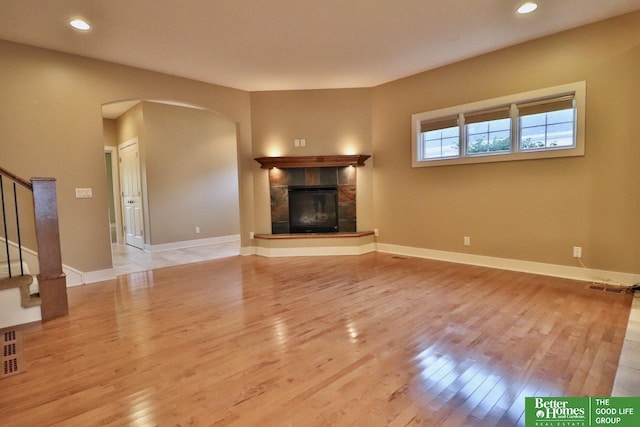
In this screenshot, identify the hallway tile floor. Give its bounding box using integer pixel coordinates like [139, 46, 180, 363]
[111, 240, 240, 276]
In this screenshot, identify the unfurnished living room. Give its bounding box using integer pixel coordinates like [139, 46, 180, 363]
[1, 1, 639, 426]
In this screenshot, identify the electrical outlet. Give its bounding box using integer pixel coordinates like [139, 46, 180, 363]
[464, 236, 470, 246]
[249, 231, 255, 240]
[374, 228, 379, 237]
[195, 226, 200, 234]
[573, 246, 582, 258]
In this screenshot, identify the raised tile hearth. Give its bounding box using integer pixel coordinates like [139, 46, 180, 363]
[252, 230, 376, 257]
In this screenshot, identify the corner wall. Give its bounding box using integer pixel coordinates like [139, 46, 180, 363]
[140, 102, 240, 245]
[371, 12, 640, 275]
[2, 11, 639, 280]
[250, 89, 374, 234]
[0, 40, 253, 274]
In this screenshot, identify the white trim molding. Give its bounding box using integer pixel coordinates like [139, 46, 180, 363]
[377, 243, 640, 287]
[240, 246, 257, 256]
[62, 265, 84, 287]
[144, 234, 240, 253]
[1, 238, 116, 286]
[250, 233, 377, 258]
[255, 243, 376, 258]
[42, 263, 116, 287]
[104, 145, 123, 245]
[82, 268, 117, 284]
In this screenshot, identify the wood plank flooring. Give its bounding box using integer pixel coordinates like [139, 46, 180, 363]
[0, 253, 632, 426]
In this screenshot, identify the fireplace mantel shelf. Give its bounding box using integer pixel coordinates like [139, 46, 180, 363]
[254, 155, 370, 169]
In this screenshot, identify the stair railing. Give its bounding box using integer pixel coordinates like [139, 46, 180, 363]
[0, 166, 68, 321]
[1, 167, 30, 279]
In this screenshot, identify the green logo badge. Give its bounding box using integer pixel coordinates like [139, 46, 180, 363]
[526, 397, 588, 426]
[525, 397, 640, 426]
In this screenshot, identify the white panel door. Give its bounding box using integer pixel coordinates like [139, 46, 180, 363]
[118, 140, 145, 249]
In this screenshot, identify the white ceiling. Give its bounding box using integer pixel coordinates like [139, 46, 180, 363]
[1, 0, 639, 92]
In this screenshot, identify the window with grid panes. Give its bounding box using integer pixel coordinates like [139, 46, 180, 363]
[411, 82, 585, 167]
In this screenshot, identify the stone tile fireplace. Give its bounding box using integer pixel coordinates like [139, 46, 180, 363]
[255, 155, 370, 235]
[269, 166, 356, 234]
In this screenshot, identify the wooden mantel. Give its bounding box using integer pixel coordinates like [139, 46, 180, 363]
[254, 155, 370, 169]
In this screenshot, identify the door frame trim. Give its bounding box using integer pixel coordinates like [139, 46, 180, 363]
[104, 145, 122, 245]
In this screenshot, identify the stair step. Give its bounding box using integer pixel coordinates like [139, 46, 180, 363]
[0, 274, 40, 308]
[24, 295, 41, 308]
[0, 275, 33, 290]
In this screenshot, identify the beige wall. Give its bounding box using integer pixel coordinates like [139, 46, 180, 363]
[139, 102, 240, 244]
[114, 102, 240, 245]
[1, 11, 638, 277]
[0, 41, 253, 273]
[116, 103, 145, 145]
[371, 12, 640, 274]
[102, 119, 118, 147]
[250, 89, 374, 232]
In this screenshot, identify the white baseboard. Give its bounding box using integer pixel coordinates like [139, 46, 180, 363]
[144, 234, 240, 253]
[63, 265, 84, 287]
[6, 237, 637, 287]
[82, 268, 117, 284]
[377, 243, 640, 286]
[240, 246, 256, 256]
[255, 243, 377, 258]
[51, 265, 116, 287]
[1, 237, 116, 286]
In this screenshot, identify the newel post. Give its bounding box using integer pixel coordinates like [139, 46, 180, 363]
[31, 178, 68, 321]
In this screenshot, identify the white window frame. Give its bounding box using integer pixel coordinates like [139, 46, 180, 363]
[411, 81, 586, 167]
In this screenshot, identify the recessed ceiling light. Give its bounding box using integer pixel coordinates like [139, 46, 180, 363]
[69, 18, 91, 31]
[517, 2, 538, 14]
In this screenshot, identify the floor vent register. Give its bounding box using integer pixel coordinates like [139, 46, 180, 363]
[1, 329, 26, 379]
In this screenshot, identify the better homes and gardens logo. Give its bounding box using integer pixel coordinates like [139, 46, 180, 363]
[527, 397, 588, 426]
[525, 397, 640, 427]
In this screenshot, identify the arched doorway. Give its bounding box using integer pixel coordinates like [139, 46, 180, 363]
[102, 100, 241, 274]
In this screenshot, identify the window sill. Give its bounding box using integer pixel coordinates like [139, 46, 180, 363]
[413, 145, 584, 167]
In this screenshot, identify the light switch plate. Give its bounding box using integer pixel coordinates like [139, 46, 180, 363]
[75, 188, 93, 199]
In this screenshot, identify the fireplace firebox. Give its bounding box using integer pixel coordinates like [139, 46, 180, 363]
[288, 186, 339, 233]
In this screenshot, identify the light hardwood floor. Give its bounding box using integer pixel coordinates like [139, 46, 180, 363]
[1, 253, 633, 426]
